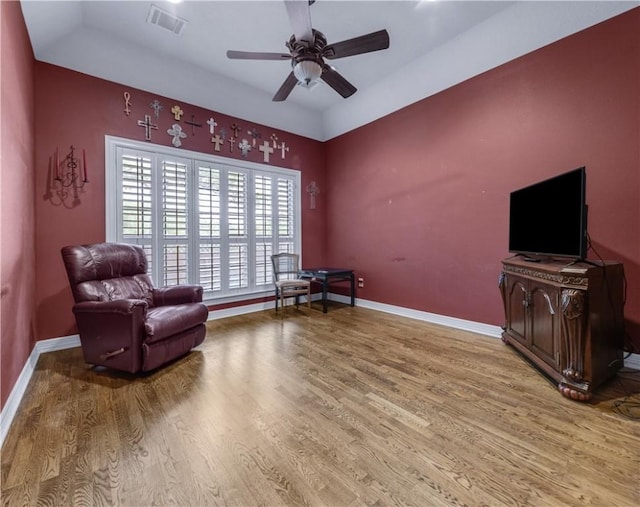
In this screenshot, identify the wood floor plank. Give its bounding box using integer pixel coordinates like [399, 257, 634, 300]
[2, 306, 639, 506]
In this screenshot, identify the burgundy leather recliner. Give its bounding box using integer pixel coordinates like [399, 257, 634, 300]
[61, 242, 208, 373]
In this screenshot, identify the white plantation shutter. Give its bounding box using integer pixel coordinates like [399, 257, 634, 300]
[227, 171, 247, 238]
[198, 165, 221, 292]
[161, 157, 190, 285]
[163, 244, 188, 285]
[226, 171, 248, 290]
[162, 159, 188, 238]
[255, 242, 273, 286]
[106, 136, 300, 301]
[118, 150, 154, 273]
[121, 153, 152, 238]
[160, 159, 190, 285]
[198, 244, 221, 291]
[228, 244, 248, 289]
[277, 177, 295, 254]
[255, 175, 273, 286]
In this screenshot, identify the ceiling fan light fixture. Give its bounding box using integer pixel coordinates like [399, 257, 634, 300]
[293, 60, 322, 85]
[296, 80, 319, 90]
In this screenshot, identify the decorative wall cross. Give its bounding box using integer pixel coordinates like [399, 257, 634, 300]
[271, 133, 279, 148]
[247, 127, 261, 147]
[184, 115, 202, 136]
[150, 99, 163, 118]
[137, 114, 158, 141]
[211, 134, 224, 152]
[228, 136, 236, 152]
[123, 92, 132, 116]
[307, 181, 319, 210]
[230, 123, 241, 138]
[207, 117, 218, 135]
[259, 140, 274, 163]
[219, 128, 228, 140]
[171, 105, 184, 121]
[277, 141, 289, 159]
[238, 139, 252, 158]
[167, 124, 187, 147]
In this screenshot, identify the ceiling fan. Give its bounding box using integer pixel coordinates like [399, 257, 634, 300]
[226, 0, 390, 102]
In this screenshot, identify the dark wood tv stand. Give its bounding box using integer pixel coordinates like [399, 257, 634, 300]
[499, 256, 624, 401]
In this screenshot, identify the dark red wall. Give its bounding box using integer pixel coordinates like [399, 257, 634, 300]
[325, 9, 640, 351]
[34, 63, 326, 341]
[1, 0, 37, 408]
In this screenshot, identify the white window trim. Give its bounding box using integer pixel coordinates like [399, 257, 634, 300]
[104, 135, 302, 306]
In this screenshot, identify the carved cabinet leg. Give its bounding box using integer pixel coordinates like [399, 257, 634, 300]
[498, 271, 508, 342]
[559, 289, 590, 401]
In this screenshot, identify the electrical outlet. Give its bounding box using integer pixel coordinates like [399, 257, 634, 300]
[357, 277, 364, 288]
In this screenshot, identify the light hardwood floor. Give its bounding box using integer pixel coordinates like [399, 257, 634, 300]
[2, 304, 639, 506]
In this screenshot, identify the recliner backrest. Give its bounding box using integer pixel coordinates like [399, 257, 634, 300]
[61, 243, 154, 305]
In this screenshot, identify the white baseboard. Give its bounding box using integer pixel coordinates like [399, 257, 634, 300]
[35, 334, 81, 353]
[329, 293, 503, 338]
[2, 295, 638, 447]
[207, 293, 321, 320]
[0, 348, 39, 447]
[207, 301, 273, 320]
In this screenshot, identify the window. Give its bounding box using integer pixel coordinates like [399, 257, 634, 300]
[106, 136, 301, 302]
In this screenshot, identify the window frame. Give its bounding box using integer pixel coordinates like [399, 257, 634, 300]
[105, 135, 302, 305]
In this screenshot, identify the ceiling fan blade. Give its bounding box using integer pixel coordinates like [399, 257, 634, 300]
[284, 0, 313, 42]
[323, 29, 390, 59]
[273, 72, 298, 102]
[227, 50, 291, 61]
[321, 65, 357, 98]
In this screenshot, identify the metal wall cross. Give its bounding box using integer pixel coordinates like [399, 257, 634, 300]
[211, 134, 224, 152]
[307, 181, 319, 209]
[247, 127, 262, 147]
[230, 123, 241, 138]
[149, 99, 163, 118]
[238, 139, 252, 158]
[171, 105, 184, 121]
[137, 114, 158, 141]
[277, 141, 289, 159]
[184, 115, 202, 136]
[259, 140, 274, 163]
[123, 92, 132, 116]
[207, 117, 218, 135]
[167, 124, 187, 147]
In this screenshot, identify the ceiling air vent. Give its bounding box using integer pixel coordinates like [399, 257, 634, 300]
[146, 4, 187, 36]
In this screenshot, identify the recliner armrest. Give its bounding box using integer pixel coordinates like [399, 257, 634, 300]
[152, 285, 203, 306]
[71, 299, 148, 373]
[73, 299, 148, 315]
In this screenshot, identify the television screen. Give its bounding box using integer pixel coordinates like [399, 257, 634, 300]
[509, 167, 587, 260]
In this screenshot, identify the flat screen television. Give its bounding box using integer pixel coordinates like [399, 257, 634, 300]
[509, 167, 587, 260]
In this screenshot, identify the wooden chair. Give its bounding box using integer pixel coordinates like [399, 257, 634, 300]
[271, 253, 311, 314]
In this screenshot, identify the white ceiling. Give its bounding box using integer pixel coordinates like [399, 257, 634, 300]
[20, 0, 639, 140]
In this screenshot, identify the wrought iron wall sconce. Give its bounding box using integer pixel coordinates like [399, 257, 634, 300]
[44, 145, 89, 208]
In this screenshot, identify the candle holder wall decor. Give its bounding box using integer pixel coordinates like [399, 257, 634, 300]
[45, 145, 89, 208]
